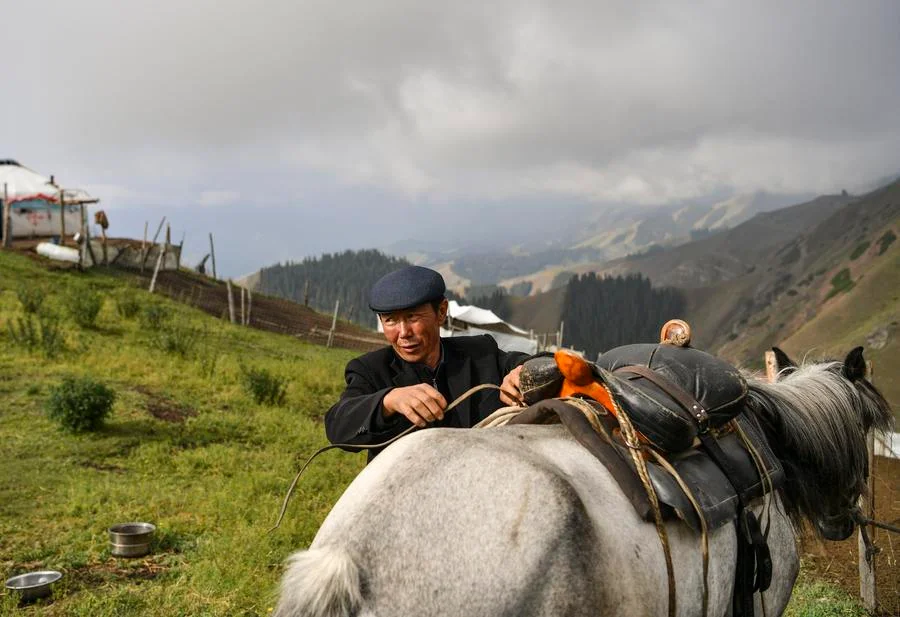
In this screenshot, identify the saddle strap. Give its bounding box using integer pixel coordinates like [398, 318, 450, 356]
[614, 364, 711, 432]
[616, 364, 770, 617]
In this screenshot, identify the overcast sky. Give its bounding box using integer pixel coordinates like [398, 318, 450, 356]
[4, 0, 900, 275]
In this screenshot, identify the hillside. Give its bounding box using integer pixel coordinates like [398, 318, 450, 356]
[0, 248, 365, 615]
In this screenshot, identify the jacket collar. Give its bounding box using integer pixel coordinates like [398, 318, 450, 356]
[389, 340, 474, 426]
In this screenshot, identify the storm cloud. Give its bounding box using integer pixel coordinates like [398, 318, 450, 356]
[4, 0, 900, 272]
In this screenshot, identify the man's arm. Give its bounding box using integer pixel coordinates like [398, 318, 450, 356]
[323, 358, 447, 450]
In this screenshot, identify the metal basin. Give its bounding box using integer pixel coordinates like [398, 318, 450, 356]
[108, 522, 156, 557]
[5, 570, 62, 602]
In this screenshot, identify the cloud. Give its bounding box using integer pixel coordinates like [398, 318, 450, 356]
[198, 190, 241, 207]
[3, 0, 899, 239]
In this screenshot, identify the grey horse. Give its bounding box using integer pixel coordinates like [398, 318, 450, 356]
[274, 348, 892, 617]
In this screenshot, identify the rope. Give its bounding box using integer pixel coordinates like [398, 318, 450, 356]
[602, 383, 677, 617]
[269, 383, 502, 532]
[647, 448, 709, 617]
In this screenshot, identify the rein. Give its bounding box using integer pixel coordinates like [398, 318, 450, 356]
[268, 383, 504, 532]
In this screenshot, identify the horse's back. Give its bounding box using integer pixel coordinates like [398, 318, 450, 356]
[277, 424, 797, 617]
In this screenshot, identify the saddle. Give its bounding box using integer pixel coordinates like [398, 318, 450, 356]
[515, 320, 783, 617]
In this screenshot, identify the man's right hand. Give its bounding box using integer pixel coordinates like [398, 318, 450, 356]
[382, 384, 448, 428]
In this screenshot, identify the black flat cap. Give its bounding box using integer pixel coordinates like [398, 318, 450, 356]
[369, 266, 446, 313]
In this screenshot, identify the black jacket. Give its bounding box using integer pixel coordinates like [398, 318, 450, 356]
[324, 335, 529, 461]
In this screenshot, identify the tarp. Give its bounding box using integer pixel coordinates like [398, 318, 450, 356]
[0, 160, 97, 205]
[447, 300, 529, 335]
[0, 160, 59, 204]
[441, 326, 538, 354]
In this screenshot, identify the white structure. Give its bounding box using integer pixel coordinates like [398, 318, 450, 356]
[0, 160, 97, 238]
[442, 300, 538, 354]
[874, 431, 899, 459]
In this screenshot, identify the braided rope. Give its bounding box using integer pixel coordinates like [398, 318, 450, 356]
[600, 383, 677, 617]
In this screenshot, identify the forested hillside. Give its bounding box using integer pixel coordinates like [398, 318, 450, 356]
[257, 250, 411, 328]
[561, 273, 686, 359]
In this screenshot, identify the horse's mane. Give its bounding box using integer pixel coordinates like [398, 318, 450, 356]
[744, 362, 893, 531]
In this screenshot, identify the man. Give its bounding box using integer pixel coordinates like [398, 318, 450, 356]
[324, 265, 530, 462]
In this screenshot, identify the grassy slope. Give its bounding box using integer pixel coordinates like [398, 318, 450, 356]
[0, 250, 365, 615]
[0, 250, 867, 615]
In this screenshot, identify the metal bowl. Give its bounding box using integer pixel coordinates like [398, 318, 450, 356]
[5, 570, 62, 602]
[108, 522, 156, 558]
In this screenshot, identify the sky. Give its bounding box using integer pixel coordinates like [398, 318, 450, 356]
[4, 0, 900, 276]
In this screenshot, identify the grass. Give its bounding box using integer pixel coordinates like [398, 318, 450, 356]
[0, 249, 878, 615]
[0, 250, 363, 615]
[785, 576, 868, 617]
[825, 268, 855, 300]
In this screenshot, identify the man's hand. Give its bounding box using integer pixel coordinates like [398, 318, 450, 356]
[499, 364, 525, 407]
[382, 384, 448, 428]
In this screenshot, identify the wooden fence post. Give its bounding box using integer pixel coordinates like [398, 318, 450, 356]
[2, 183, 9, 248]
[148, 244, 165, 293]
[303, 279, 309, 307]
[141, 220, 148, 272]
[226, 279, 236, 324]
[764, 350, 778, 382]
[59, 191, 66, 244]
[240, 286, 246, 326]
[858, 360, 877, 612]
[209, 233, 217, 280]
[327, 300, 340, 348]
[246, 289, 252, 326]
[142, 216, 165, 271]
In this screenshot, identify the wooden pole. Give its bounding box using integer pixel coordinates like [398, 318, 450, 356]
[141, 221, 148, 272]
[59, 191, 66, 244]
[177, 231, 185, 269]
[764, 350, 778, 383]
[226, 279, 235, 323]
[3, 182, 11, 248]
[240, 286, 246, 326]
[327, 300, 340, 348]
[858, 360, 877, 612]
[303, 279, 309, 306]
[100, 221, 108, 265]
[209, 233, 217, 280]
[142, 216, 165, 270]
[246, 289, 252, 326]
[85, 225, 97, 266]
[149, 244, 165, 293]
[79, 204, 86, 268]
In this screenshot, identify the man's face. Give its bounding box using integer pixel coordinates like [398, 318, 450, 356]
[379, 299, 447, 368]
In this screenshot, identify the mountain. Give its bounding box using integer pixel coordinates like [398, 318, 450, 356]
[504, 180, 900, 413]
[400, 191, 810, 294]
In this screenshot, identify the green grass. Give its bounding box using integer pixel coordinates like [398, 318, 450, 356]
[785, 577, 868, 617]
[0, 250, 364, 615]
[849, 240, 870, 261]
[825, 268, 855, 300]
[0, 250, 877, 615]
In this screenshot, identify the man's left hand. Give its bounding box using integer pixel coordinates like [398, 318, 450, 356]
[499, 365, 525, 407]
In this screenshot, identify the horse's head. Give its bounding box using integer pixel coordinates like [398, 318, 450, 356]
[752, 346, 893, 540]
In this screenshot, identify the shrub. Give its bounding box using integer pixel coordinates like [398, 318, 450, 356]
[140, 304, 171, 330]
[45, 376, 116, 433]
[849, 240, 870, 261]
[877, 229, 896, 255]
[116, 292, 142, 319]
[197, 350, 220, 380]
[240, 365, 288, 406]
[67, 287, 103, 328]
[151, 323, 200, 357]
[825, 268, 854, 300]
[16, 284, 46, 314]
[7, 312, 65, 358]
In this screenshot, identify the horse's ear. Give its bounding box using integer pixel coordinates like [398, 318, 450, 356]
[772, 347, 796, 370]
[842, 346, 866, 382]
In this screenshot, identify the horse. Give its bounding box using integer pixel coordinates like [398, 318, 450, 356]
[273, 347, 893, 617]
